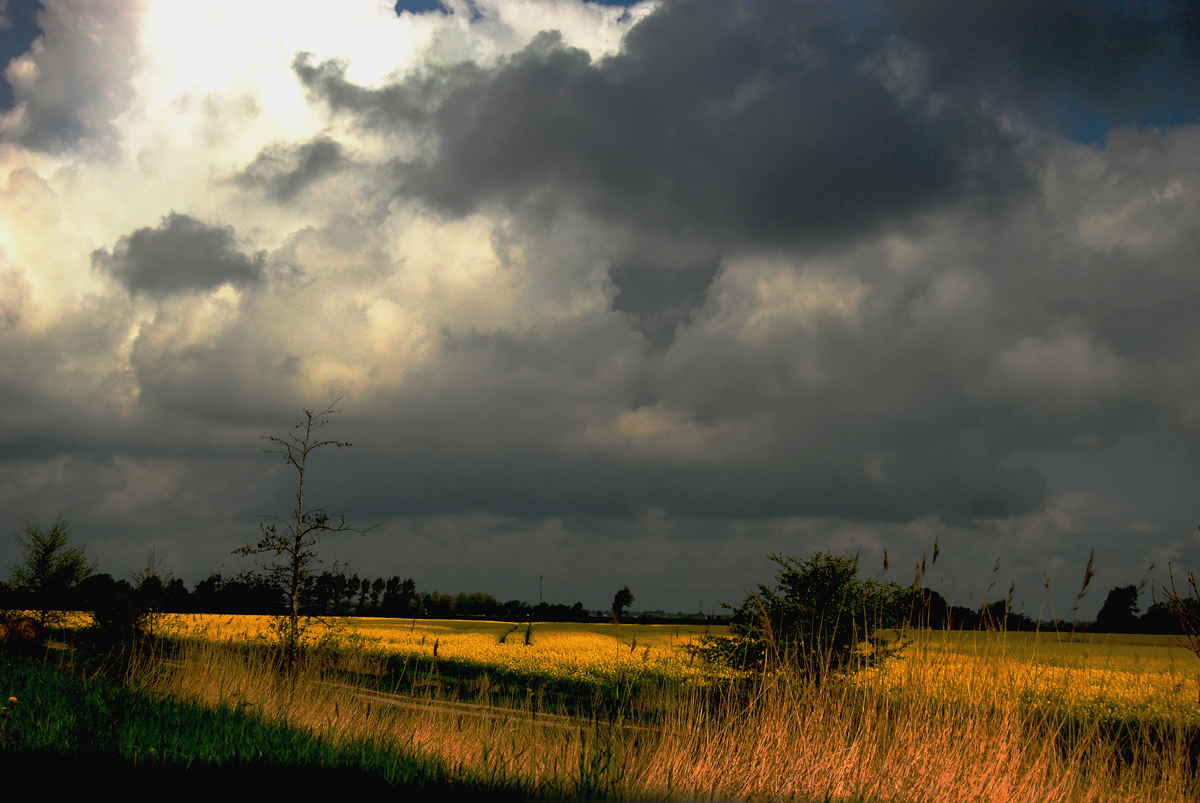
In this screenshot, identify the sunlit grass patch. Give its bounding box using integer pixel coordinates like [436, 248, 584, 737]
[352, 618, 731, 686]
[164, 614, 734, 688]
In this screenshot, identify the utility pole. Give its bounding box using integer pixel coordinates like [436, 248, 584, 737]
[539, 574, 543, 605]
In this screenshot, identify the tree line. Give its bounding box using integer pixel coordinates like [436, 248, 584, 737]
[0, 558, 603, 624]
[0, 519, 697, 628]
[895, 585, 1198, 634]
[3, 519, 1198, 635]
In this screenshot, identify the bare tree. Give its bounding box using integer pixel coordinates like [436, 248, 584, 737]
[235, 399, 374, 669]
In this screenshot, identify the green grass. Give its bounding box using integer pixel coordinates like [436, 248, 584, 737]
[0, 649, 525, 796]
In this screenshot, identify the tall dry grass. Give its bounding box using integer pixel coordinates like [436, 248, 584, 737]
[140, 633, 1198, 802]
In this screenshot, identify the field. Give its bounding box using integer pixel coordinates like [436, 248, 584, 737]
[862, 629, 1200, 726]
[81, 614, 1189, 800]
[170, 614, 730, 688]
[6, 614, 1199, 800]
[164, 614, 1200, 720]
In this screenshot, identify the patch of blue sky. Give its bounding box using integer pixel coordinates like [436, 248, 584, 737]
[394, 0, 647, 14]
[1056, 55, 1200, 146]
[0, 0, 43, 109]
[394, 0, 444, 14]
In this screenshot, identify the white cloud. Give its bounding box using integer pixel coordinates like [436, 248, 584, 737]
[974, 316, 1135, 406]
[567, 403, 772, 465]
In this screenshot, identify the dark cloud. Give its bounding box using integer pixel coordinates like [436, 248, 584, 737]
[301, 2, 1029, 249]
[235, 136, 346, 202]
[885, 0, 1200, 122]
[328, 436, 1046, 524]
[292, 52, 472, 130]
[92, 213, 265, 297]
[268, 304, 1052, 527]
[1177, 0, 1200, 61]
[609, 256, 719, 348]
[888, 0, 1161, 94]
[294, 0, 1034, 352]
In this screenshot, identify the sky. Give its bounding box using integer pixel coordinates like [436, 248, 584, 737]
[1, 0, 1199, 618]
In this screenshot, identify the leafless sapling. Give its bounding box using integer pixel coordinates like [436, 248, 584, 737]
[234, 399, 375, 670]
[1162, 550, 1200, 702]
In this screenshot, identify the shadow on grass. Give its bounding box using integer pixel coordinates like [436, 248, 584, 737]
[0, 749, 503, 795]
[0, 650, 526, 799]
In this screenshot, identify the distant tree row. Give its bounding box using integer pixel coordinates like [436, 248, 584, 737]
[896, 589, 1041, 631]
[1087, 583, 1200, 635]
[420, 591, 591, 622]
[894, 585, 1195, 634]
[5, 517, 1195, 634]
[0, 558, 602, 622]
[4, 561, 1195, 632]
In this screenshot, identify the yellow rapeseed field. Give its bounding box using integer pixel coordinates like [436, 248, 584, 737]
[162, 613, 1200, 724]
[5, 610, 92, 628]
[135, 615, 1199, 800]
[860, 630, 1200, 725]
[166, 614, 730, 686]
[358, 618, 739, 685]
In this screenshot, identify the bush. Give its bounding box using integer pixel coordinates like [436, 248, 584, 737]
[84, 553, 181, 657]
[700, 552, 904, 678]
[8, 516, 95, 630]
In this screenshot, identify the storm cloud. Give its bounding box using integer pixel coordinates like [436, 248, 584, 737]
[0, 0, 1197, 614]
[235, 136, 347, 203]
[300, 2, 1031, 246]
[92, 213, 266, 297]
[885, 0, 1200, 118]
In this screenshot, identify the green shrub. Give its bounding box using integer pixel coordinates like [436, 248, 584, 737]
[7, 516, 95, 631]
[699, 552, 905, 679]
